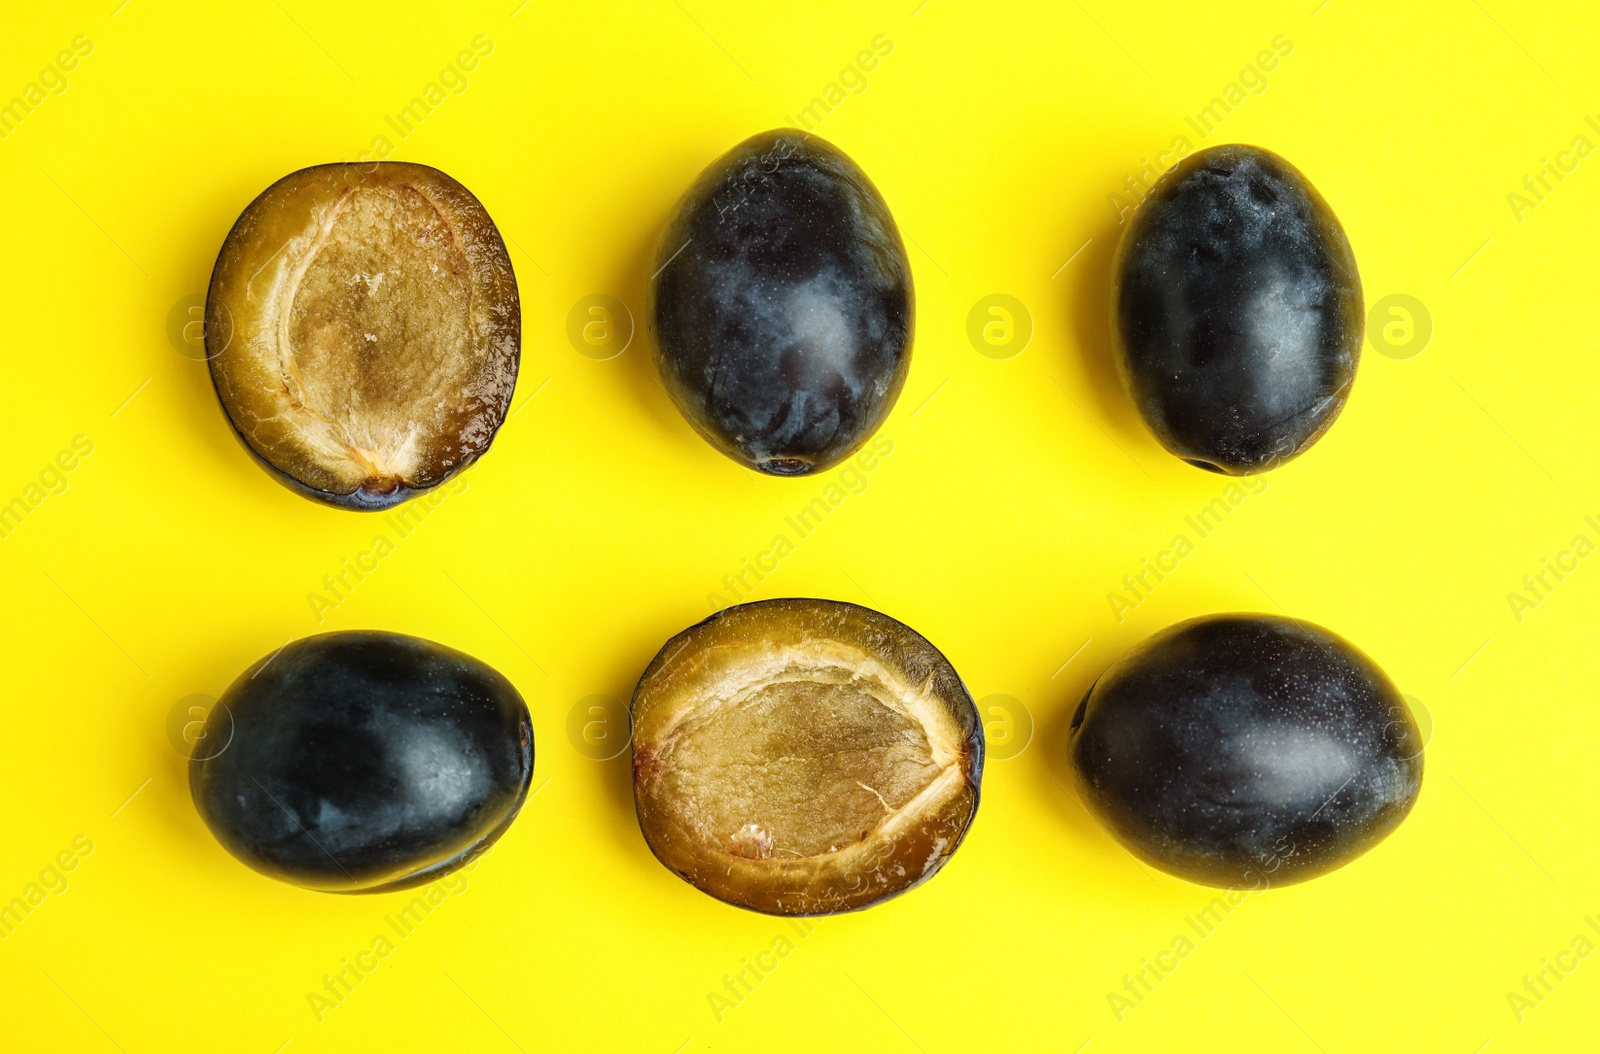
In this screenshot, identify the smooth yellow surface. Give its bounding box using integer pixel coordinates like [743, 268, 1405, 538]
[1, 2, 1596, 1051]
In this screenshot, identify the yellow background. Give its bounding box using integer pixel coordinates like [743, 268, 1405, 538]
[1, 0, 1597, 1050]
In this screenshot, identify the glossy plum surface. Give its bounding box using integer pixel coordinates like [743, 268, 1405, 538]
[649, 130, 913, 476]
[190, 631, 533, 892]
[631, 598, 982, 915]
[1111, 145, 1363, 475]
[1068, 614, 1422, 888]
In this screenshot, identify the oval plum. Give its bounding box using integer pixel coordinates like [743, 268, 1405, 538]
[1068, 614, 1422, 888]
[1111, 145, 1363, 475]
[190, 631, 533, 892]
[649, 131, 913, 476]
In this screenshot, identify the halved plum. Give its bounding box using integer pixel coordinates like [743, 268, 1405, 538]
[631, 598, 983, 916]
[205, 162, 519, 509]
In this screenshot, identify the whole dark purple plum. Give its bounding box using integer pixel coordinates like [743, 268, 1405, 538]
[648, 130, 913, 476]
[1068, 614, 1422, 888]
[190, 631, 533, 892]
[1111, 145, 1363, 475]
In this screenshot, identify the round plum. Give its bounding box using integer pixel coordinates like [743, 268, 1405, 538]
[190, 631, 533, 892]
[631, 598, 982, 915]
[1068, 614, 1422, 888]
[206, 162, 520, 509]
[648, 130, 913, 476]
[1111, 144, 1363, 475]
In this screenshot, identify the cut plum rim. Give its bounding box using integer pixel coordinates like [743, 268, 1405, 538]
[632, 598, 982, 915]
[206, 162, 518, 506]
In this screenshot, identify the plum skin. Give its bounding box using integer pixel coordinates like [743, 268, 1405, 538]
[1068, 614, 1422, 888]
[189, 631, 533, 893]
[1111, 144, 1363, 475]
[207, 402, 451, 512]
[649, 130, 914, 476]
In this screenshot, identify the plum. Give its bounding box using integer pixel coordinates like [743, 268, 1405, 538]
[206, 162, 519, 509]
[631, 599, 981, 915]
[648, 131, 913, 476]
[1111, 145, 1363, 474]
[190, 631, 533, 892]
[1068, 614, 1422, 888]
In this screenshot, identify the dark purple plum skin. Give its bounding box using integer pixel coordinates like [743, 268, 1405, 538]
[1111, 145, 1363, 475]
[190, 631, 533, 893]
[210, 402, 448, 511]
[648, 130, 913, 476]
[1068, 614, 1422, 888]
